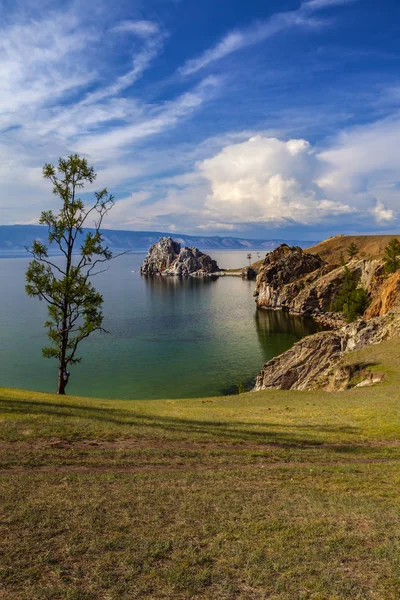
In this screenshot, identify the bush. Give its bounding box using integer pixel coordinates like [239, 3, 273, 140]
[347, 242, 359, 260]
[383, 238, 400, 274]
[331, 266, 369, 322]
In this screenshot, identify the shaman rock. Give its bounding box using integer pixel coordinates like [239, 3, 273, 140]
[140, 237, 219, 277]
[140, 237, 181, 275]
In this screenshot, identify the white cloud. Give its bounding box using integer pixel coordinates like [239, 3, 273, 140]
[111, 20, 160, 37]
[0, 8, 220, 225]
[302, 0, 357, 9]
[197, 222, 236, 231]
[370, 201, 395, 224]
[79, 124, 400, 233]
[179, 0, 354, 76]
[75, 76, 220, 160]
[198, 136, 355, 225]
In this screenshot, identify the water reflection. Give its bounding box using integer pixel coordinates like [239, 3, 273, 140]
[255, 308, 322, 359]
[255, 308, 321, 339]
[142, 274, 218, 298]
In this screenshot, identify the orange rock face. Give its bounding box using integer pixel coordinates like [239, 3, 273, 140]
[365, 271, 400, 318]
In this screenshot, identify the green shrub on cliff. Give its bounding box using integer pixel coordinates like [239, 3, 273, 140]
[331, 266, 369, 322]
[383, 238, 400, 274]
[347, 242, 359, 260]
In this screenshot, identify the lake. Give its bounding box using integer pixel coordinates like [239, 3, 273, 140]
[0, 251, 320, 399]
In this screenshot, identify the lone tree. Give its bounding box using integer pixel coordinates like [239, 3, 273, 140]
[383, 238, 400, 274]
[347, 242, 359, 260]
[26, 154, 115, 395]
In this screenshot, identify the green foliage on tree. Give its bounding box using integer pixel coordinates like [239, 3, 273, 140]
[347, 242, 359, 260]
[331, 266, 369, 323]
[25, 155, 115, 395]
[383, 238, 400, 274]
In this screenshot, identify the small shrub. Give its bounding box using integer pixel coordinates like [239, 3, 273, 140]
[347, 242, 359, 260]
[331, 266, 369, 322]
[383, 238, 400, 274]
[236, 381, 246, 394]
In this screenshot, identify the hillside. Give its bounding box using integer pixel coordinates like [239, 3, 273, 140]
[306, 234, 399, 265]
[0, 225, 317, 256]
[1, 336, 400, 599]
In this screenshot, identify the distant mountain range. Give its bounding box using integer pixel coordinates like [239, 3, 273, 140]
[0, 225, 318, 257]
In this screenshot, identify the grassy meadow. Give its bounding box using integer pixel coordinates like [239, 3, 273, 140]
[1, 338, 400, 599]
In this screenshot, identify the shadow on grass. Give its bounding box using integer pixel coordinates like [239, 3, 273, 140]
[0, 396, 362, 448]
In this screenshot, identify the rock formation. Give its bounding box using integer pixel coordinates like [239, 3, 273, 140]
[252, 243, 400, 392]
[254, 245, 326, 312]
[140, 237, 181, 275]
[254, 245, 384, 322]
[241, 266, 257, 280]
[365, 270, 400, 318]
[140, 237, 219, 277]
[254, 312, 400, 391]
[164, 246, 219, 276]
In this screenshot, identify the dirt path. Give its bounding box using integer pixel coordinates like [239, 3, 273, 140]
[1, 457, 399, 476]
[1, 437, 400, 452]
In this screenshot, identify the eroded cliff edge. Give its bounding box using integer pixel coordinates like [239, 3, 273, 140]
[253, 243, 400, 391]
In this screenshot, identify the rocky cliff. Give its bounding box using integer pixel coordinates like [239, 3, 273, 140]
[140, 237, 220, 277]
[254, 312, 400, 391]
[253, 243, 400, 392]
[254, 245, 384, 322]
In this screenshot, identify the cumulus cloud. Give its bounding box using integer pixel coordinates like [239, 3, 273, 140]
[198, 136, 355, 225]
[101, 127, 399, 234]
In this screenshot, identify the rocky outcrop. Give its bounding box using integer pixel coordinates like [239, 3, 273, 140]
[254, 312, 400, 391]
[140, 237, 219, 277]
[254, 245, 326, 312]
[252, 243, 400, 393]
[254, 244, 385, 319]
[140, 237, 181, 275]
[164, 246, 219, 276]
[241, 267, 257, 280]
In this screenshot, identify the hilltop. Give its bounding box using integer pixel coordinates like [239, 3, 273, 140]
[306, 234, 400, 265]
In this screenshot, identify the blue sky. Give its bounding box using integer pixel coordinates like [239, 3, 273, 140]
[1, 0, 400, 240]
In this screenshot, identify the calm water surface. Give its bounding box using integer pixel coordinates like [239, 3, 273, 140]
[0, 251, 319, 399]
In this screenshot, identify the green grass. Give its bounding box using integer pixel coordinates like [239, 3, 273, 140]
[1, 338, 400, 599]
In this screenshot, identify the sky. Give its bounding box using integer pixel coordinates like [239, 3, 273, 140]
[1, 0, 400, 240]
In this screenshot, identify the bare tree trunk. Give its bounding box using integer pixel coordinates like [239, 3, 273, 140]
[57, 329, 68, 395]
[57, 366, 66, 395]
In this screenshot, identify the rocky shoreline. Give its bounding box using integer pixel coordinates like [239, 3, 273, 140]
[140, 236, 400, 394]
[252, 243, 400, 392]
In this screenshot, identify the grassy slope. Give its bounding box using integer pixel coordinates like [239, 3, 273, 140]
[1, 338, 400, 599]
[306, 234, 400, 265]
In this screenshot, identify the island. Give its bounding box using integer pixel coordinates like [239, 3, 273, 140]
[140, 236, 220, 277]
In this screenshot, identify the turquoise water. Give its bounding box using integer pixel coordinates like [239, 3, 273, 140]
[0, 252, 319, 399]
